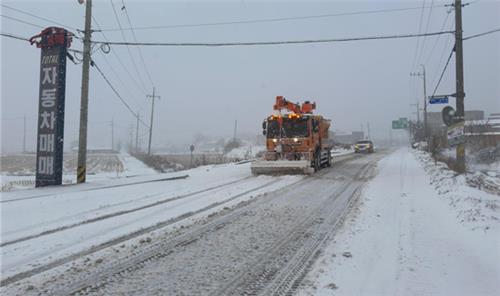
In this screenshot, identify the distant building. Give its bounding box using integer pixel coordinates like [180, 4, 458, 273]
[466, 112, 500, 148]
[427, 110, 484, 136]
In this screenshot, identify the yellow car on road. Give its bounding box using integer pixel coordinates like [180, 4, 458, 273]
[354, 140, 374, 153]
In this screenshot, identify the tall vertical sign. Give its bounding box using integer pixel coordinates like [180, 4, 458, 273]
[30, 27, 72, 187]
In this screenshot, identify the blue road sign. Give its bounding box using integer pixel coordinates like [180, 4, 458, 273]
[429, 96, 449, 104]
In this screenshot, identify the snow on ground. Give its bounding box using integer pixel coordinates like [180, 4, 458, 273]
[226, 145, 266, 159]
[331, 146, 354, 157]
[298, 147, 499, 296]
[414, 149, 500, 229]
[0, 152, 158, 192]
[0, 161, 303, 281]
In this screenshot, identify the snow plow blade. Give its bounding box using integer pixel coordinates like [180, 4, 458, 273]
[251, 160, 314, 175]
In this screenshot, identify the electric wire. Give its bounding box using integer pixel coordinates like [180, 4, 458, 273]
[430, 19, 455, 94]
[91, 59, 150, 129]
[1, 14, 45, 29]
[0, 3, 79, 31]
[431, 45, 454, 97]
[110, 0, 148, 93]
[94, 4, 446, 32]
[410, 0, 427, 71]
[463, 27, 500, 40]
[429, 27, 500, 96]
[89, 30, 455, 47]
[92, 16, 146, 102]
[0, 32, 30, 41]
[416, 0, 435, 65]
[120, 0, 155, 88]
[424, 9, 451, 64]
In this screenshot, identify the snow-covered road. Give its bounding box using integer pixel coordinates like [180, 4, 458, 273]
[1, 162, 302, 284]
[0, 151, 379, 295]
[298, 147, 500, 296]
[5, 148, 493, 296]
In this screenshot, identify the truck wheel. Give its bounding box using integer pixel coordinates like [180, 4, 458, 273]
[314, 152, 320, 172]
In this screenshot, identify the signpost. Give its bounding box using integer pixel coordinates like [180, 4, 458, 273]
[30, 27, 72, 187]
[392, 118, 409, 129]
[429, 96, 449, 104]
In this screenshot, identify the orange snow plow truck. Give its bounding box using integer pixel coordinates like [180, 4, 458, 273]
[251, 96, 332, 175]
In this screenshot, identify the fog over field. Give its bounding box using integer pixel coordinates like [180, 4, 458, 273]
[1, 0, 499, 153]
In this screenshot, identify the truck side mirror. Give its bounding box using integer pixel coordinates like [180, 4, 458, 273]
[262, 130, 267, 136]
[262, 121, 267, 130]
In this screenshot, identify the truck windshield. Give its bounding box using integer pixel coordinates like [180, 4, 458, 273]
[266, 117, 309, 138]
[283, 117, 309, 137]
[267, 119, 280, 138]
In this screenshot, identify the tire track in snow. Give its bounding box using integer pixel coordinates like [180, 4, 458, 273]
[1, 176, 254, 247]
[0, 177, 285, 287]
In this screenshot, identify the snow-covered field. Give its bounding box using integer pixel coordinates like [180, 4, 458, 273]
[0, 153, 158, 192]
[298, 147, 499, 296]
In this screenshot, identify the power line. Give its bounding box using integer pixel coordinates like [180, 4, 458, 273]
[120, 0, 155, 88]
[110, 0, 148, 93]
[424, 9, 451, 64]
[90, 30, 454, 47]
[431, 19, 455, 85]
[92, 16, 147, 100]
[1, 14, 45, 29]
[416, 0, 435, 65]
[463, 27, 500, 40]
[431, 44, 454, 97]
[0, 3, 78, 31]
[429, 26, 500, 96]
[91, 59, 150, 129]
[94, 4, 446, 32]
[410, 0, 427, 72]
[0, 32, 30, 41]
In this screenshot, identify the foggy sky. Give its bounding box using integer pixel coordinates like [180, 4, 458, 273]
[1, 0, 499, 153]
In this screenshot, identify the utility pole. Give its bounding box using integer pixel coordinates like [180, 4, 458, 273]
[111, 118, 114, 151]
[146, 87, 160, 156]
[455, 0, 466, 173]
[367, 122, 371, 140]
[422, 64, 428, 141]
[135, 113, 140, 153]
[415, 101, 420, 124]
[23, 115, 26, 153]
[77, 0, 92, 183]
[233, 120, 238, 141]
[410, 64, 428, 141]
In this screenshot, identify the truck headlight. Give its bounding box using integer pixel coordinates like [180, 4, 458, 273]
[293, 138, 298, 142]
[272, 138, 278, 143]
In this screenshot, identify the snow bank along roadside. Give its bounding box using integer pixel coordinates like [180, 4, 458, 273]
[413, 149, 499, 231]
[297, 147, 499, 296]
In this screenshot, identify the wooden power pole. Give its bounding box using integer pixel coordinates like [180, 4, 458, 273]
[77, 0, 92, 183]
[135, 114, 140, 153]
[455, 0, 466, 173]
[146, 87, 159, 156]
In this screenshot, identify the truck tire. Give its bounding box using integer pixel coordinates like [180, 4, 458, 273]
[313, 151, 321, 172]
